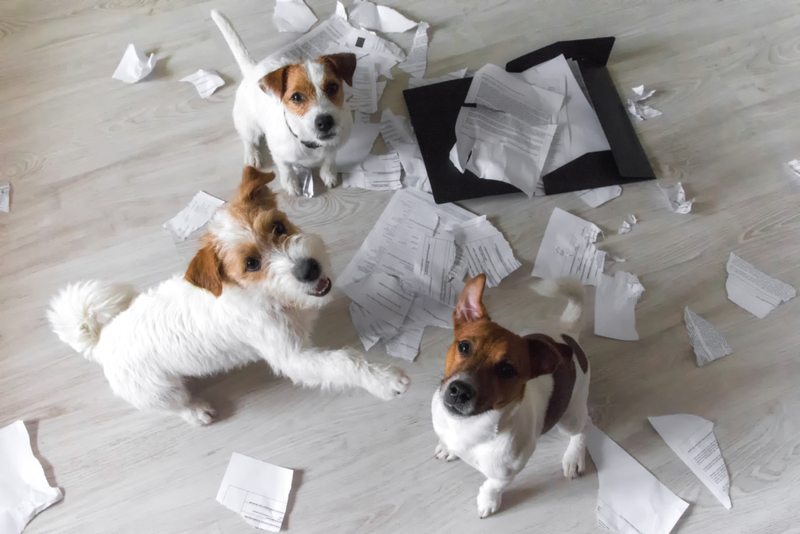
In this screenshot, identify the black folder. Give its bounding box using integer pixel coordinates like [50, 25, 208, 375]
[403, 37, 655, 204]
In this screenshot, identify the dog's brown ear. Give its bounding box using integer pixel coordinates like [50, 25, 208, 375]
[527, 334, 571, 378]
[259, 65, 290, 97]
[454, 274, 489, 328]
[319, 53, 357, 86]
[238, 166, 276, 205]
[185, 242, 224, 297]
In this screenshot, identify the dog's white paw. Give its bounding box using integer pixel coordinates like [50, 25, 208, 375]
[181, 402, 216, 427]
[367, 366, 410, 400]
[477, 488, 501, 519]
[562, 443, 586, 479]
[320, 165, 337, 187]
[434, 441, 458, 462]
[244, 149, 262, 169]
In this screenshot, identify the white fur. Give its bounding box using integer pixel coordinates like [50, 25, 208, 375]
[48, 212, 409, 426]
[211, 10, 352, 196]
[431, 280, 589, 518]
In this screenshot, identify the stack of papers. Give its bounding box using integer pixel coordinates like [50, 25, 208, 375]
[725, 253, 796, 318]
[684, 307, 732, 366]
[339, 188, 520, 359]
[595, 271, 645, 341]
[163, 191, 225, 242]
[532, 208, 606, 286]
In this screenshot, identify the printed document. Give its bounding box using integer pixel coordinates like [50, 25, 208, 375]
[725, 253, 796, 318]
[595, 271, 645, 341]
[532, 208, 606, 286]
[684, 307, 732, 366]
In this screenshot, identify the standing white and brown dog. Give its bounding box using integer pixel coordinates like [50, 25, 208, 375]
[211, 10, 356, 196]
[49, 167, 410, 426]
[431, 274, 590, 518]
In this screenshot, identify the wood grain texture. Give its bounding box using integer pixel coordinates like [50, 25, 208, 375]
[2, 0, 800, 533]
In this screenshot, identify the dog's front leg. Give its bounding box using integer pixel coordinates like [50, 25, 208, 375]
[275, 160, 301, 196]
[270, 347, 410, 399]
[319, 154, 338, 188]
[476, 476, 514, 518]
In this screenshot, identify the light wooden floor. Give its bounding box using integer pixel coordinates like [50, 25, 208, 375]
[2, 1, 800, 533]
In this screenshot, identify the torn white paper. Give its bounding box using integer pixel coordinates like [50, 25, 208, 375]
[684, 307, 732, 366]
[586, 424, 689, 534]
[595, 271, 644, 341]
[384, 294, 453, 360]
[376, 80, 387, 103]
[354, 110, 372, 124]
[112, 44, 155, 84]
[398, 22, 429, 78]
[163, 191, 225, 242]
[379, 109, 416, 150]
[180, 69, 224, 99]
[658, 182, 694, 214]
[576, 185, 622, 208]
[336, 121, 381, 169]
[618, 214, 637, 235]
[395, 142, 431, 192]
[408, 68, 468, 89]
[0, 184, 9, 213]
[350, 302, 397, 351]
[453, 64, 564, 198]
[295, 164, 316, 198]
[725, 253, 796, 318]
[348, 0, 417, 33]
[785, 159, 800, 178]
[347, 60, 378, 113]
[532, 208, 606, 286]
[448, 217, 521, 288]
[0, 421, 63, 534]
[273, 0, 318, 33]
[649, 414, 732, 510]
[216, 453, 293, 532]
[342, 152, 403, 191]
[627, 85, 662, 121]
[415, 231, 460, 306]
[344, 271, 414, 328]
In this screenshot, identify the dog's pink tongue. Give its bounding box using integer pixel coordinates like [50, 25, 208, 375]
[315, 278, 329, 292]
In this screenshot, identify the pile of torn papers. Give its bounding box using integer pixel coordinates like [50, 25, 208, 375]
[339, 188, 520, 360]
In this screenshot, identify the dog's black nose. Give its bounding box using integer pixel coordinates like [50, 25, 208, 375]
[444, 380, 474, 407]
[294, 258, 321, 283]
[315, 114, 334, 133]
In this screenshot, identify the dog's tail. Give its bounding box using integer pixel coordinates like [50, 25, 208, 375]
[47, 281, 138, 360]
[532, 278, 584, 336]
[211, 9, 257, 76]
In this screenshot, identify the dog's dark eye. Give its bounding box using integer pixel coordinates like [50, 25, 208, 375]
[290, 92, 304, 103]
[458, 340, 471, 355]
[245, 257, 261, 272]
[273, 221, 287, 236]
[324, 83, 339, 95]
[497, 362, 516, 378]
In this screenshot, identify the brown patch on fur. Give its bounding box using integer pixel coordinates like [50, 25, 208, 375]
[185, 241, 224, 297]
[318, 52, 357, 88]
[259, 64, 318, 117]
[561, 334, 588, 373]
[527, 334, 576, 434]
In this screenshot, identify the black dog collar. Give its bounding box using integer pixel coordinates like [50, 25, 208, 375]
[284, 110, 321, 150]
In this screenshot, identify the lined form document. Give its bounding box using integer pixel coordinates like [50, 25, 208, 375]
[532, 208, 606, 285]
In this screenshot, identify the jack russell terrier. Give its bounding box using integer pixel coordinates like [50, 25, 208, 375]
[49, 167, 410, 426]
[431, 274, 590, 518]
[211, 10, 356, 196]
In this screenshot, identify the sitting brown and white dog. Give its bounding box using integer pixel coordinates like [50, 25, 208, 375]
[431, 274, 590, 517]
[212, 10, 356, 196]
[49, 167, 409, 426]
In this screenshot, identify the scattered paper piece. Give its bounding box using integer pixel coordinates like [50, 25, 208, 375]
[385, 295, 452, 360]
[627, 85, 662, 121]
[180, 69, 225, 99]
[658, 182, 694, 214]
[216, 453, 293, 532]
[618, 214, 637, 235]
[415, 232, 460, 306]
[379, 109, 416, 150]
[609, 255, 626, 263]
[725, 253, 796, 318]
[0, 421, 63, 534]
[344, 271, 414, 328]
[408, 68, 468, 89]
[294, 164, 316, 198]
[376, 80, 387, 103]
[587, 424, 689, 534]
[163, 191, 225, 242]
[398, 22, 429, 78]
[112, 44, 156, 84]
[0, 183, 9, 213]
[395, 142, 431, 192]
[576, 186, 622, 208]
[336, 121, 381, 169]
[342, 152, 403, 191]
[347, 60, 379, 113]
[348, 0, 417, 33]
[350, 302, 397, 350]
[595, 271, 644, 341]
[532, 207, 606, 286]
[785, 159, 800, 178]
[684, 307, 732, 366]
[448, 216, 521, 288]
[273, 0, 318, 33]
[649, 415, 732, 510]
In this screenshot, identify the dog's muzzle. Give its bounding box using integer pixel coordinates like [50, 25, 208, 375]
[442, 379, 476, 416]
[293, 258, 332, 297]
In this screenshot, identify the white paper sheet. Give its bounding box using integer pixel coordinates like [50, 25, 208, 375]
[379, 109, 416, 150]
[296, 164, 316, 198]
[595, 271, 644, 341]
[384, 294, 453, 360]
[342, 152, 403, 191]
[344, 271, 414, 328]
[566, 59, 591, 104]
[375, 209, 438, 280]
[408, 68, 468, 89]
[348, 0, 417, 33]
[347, 60, 379, 113]
[395, 142, 431, 192]
[532, 207, 606, 286]
[576, 185, 622, 208]
[398, 22, 429, 78]
[216, 453, 294, 532]
[684, 307, 732, 366]
[350, 301, 398, 350]
[376, 80, 387, 103]
[628, 85, 662, 121]
[658, 182, 694, 214]
[180, 69, 224, 99]
[0, 421, 63, 534]
[452, 64, 564, 198]
[725, 253, 796, 318]
[0, 184, 9, 213]
[586, 424, 689, 534]
[448, 216, 521, 288]
[163, 191, 225, 242]
[112, 44, 155, 84]
[649, 415, 732, 510]
[336, 121, 381, 169]
[415, 231, 460, 306]
[273, 0, 318, 33]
